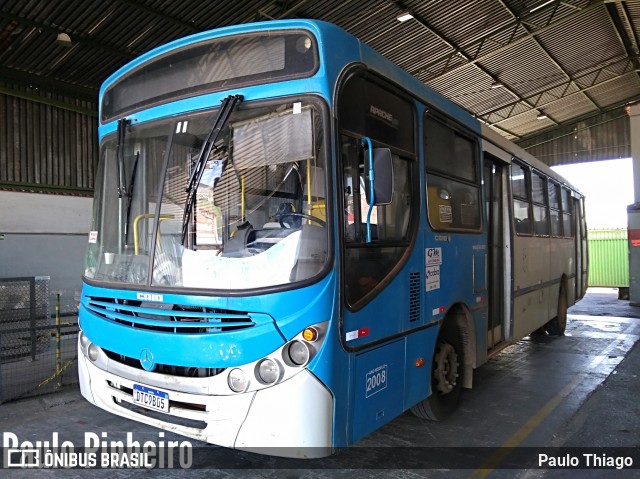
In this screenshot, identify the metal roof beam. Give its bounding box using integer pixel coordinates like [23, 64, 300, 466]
[489, 66, 638, 128]
[252, 0, 314, 22]
[411, 0, 606, 81]
[605, 1, 640, 70]
[494, 0, 599, 120]
[392, 0, 548, 122]
[517, 107, 628, 150]
[0, 10, 134, 60]
[0, 85, 97, 117]
[481, 56, 634, 120]
[115, 0, 199, 33]
[0, 66, 98, 102]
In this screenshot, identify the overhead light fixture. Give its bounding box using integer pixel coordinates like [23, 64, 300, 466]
[491, 81, 504, 89]
[397, 11, 414, 22]
[530, 0, 554, 13]
[56, 32, 73, 47]
[536, 111, 548, 120]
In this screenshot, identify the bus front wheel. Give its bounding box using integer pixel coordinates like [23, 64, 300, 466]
[410, 319, 464, 421]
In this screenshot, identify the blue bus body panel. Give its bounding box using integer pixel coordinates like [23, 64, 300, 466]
[80, 271, 337, 369]
[347, 325, 436, 443]
[98, 19, 360, 128]
[341, 240, 431, 346]
[352, 339, 405, 441]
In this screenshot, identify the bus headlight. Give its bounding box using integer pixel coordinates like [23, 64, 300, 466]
[257, 359, 281, 384]
[79, 331, 90, 350]
[228, 368, 249, 393]
[285, 340, 310, 366]
[88, 343, 100, 362]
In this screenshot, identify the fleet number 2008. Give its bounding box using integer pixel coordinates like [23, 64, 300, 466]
[365, 364, 387, 398]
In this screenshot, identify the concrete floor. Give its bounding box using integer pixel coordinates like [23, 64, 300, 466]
[1, 288, 639, 478]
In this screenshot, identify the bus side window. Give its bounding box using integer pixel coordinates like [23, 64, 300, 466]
[340, 134, 415, 306]
[511, 162, 532, 235]
[531, 172, 549, 236]
[338, 73, 417, 309]
[561, 187, 573, 237]
[424, 113, 481, 232]
[548, 180, 562, 236]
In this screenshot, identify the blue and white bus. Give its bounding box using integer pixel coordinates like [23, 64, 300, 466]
[78, 19, 587, 458]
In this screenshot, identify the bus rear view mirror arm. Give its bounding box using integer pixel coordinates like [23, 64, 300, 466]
[361, 138, 394, 243]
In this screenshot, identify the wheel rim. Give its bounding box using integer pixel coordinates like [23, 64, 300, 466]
[433, 340, 459, 395]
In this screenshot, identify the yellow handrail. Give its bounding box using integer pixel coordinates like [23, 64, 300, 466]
[133, 213, 174, 255]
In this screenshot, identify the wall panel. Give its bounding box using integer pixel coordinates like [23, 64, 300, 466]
[0, 81, 97, 194]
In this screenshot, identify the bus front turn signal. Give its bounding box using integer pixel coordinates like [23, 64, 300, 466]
[302, 327, 318, 342]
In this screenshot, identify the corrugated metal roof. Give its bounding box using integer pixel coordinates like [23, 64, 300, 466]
[536, 5, 627, 77]
[1, 0, 639, 157]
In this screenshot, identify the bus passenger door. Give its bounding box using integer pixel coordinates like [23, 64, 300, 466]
[337, 72, 422, 444]
[574, 197, 588, 300]
[484, 157, 507, 349]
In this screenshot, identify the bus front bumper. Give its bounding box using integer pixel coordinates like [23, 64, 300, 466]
[78, 348, 334, 458]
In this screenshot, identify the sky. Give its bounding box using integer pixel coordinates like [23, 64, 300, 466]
[552, 158, 634, 230]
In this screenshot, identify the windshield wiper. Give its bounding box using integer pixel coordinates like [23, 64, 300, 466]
[123, 151, 140, 244]
[115, 118, 131, 198]
[181, 94, 243, 245]
[114, 117, 140, 246]
[115, 118, 132, 253]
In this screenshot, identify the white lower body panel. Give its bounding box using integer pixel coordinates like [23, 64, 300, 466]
[78, 351, 333, 458]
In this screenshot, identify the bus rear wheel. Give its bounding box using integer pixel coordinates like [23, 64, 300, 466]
[410, 319, 464, 421]
[545, 281, 568, 336]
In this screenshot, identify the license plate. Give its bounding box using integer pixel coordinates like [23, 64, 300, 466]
[132, 384, 169, 413]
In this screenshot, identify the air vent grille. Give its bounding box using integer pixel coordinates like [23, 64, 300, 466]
[409, 271, 421, 322]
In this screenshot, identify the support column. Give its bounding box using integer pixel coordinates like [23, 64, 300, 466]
[627, 104, 640, 304]
[630, 104, 640, 203]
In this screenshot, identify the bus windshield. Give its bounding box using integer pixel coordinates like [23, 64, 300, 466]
[84, 98, 329, 291]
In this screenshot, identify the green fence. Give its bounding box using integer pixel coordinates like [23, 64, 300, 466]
[588, 229, 629, 287]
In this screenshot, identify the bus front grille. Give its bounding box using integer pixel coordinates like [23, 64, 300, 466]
[103, 349, 226, 378]
[84, 296, 254, 334]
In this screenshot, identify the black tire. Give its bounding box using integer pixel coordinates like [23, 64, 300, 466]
[545, 281, 568, 336]
[411, 318, 464, 420]
[530, 326, 547, 336]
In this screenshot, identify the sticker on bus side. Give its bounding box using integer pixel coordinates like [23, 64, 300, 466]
[365, 364, 387, 398]
[439, 205, 453, 223]
[426, 247, 442, 266]
[426, 265, 440, 291]
[346, 328, 370, 341]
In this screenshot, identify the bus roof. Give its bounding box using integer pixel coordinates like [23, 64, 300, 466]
[98, 18, 584, 197]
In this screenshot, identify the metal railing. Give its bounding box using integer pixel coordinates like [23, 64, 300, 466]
[0, 277, 79, 403]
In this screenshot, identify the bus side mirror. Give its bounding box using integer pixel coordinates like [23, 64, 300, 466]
[365, 147, 393, 206]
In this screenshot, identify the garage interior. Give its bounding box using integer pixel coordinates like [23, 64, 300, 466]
[1, 0, 639, 475]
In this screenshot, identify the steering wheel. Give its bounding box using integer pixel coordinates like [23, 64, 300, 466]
[278, 213, 326, 228]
